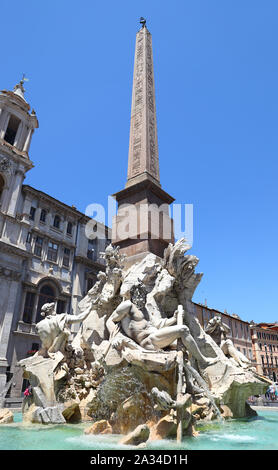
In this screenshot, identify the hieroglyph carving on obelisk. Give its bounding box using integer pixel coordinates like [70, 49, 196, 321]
[126, 25, 160, 187]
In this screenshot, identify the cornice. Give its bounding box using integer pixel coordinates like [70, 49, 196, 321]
[0, 140, 33, 169]
[22, 185, 90, 222]
[0, 240, 31, 259]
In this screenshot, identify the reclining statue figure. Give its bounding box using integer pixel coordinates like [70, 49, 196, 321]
[106, 282, 216, 369]
[36, 302, 92, 358]
[205, 314, 252, 369]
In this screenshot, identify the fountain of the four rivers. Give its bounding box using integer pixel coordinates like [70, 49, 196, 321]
[0, 19, 271, 450]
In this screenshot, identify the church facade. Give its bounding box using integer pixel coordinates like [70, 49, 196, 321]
[0, 79, 110, 404]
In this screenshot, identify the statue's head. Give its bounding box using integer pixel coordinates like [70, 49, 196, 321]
[130, 281, 147, 310]
[41, 302, 56, 317]
[214, 315, 222, 326]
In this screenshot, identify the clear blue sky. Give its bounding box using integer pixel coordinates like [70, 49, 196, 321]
[1, 1, 277, 323]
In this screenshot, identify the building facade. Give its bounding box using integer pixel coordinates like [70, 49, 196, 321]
[0, 79, 110, 404]
[250, 323, 278, 381]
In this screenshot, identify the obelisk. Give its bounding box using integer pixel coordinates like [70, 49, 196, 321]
[112, 19, 175, 264]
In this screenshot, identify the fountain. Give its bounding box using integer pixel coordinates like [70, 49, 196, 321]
[14, 239, 269, 446]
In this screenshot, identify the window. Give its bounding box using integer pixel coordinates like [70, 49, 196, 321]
[34, 236, 43, 257]
[40, 209, 47, 223]
[36, 284, 55, 323]
[63, 248, 70, 267]
[259, 343, 262, 350]
[29, 206, 36, 221]
[47, 241, 58, 262]
[53, 215, 61, 229]
[26, 232, 32, 244]
[4, 115, 20, 146]
[22, 292, 35, 323]
[67, 222, 73, 235]
[57, 300, 66, 314]
[87, 238, 97, 260]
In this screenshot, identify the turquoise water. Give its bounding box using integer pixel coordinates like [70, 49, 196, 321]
[0, 409, 277, 450]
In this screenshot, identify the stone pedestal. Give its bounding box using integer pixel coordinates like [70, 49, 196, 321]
[112, 178, 174, 260]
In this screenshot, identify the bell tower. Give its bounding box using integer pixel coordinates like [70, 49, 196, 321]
[0, 77, 38, 216]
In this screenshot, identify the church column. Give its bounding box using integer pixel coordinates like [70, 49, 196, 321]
[13, 121, 24, 149]
[7, 168, 25, 217]
[75, 222, 88, 257]
[0, 110, 10, 140]
[0, 278, 20, 396]
[23, 127, 33, 153]
[31, 292, 40, 325]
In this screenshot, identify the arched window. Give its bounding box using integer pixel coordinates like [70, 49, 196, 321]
[22, 292, 35, 324]
[87, 237, 98, 260]
[53, 215, 61, 229]
[4, 115, 20, 146]
[36, 284, 56, 323]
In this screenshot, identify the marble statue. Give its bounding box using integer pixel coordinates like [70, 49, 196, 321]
[36, 302, 92, 358]
[19, 239, 270, 436]
[107, 282, 216, 369]
[205, 314, 252, 369]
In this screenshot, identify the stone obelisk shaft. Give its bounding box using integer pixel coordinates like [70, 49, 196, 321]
[112, 23, 175, 264]
[126, 26, 160, 188]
